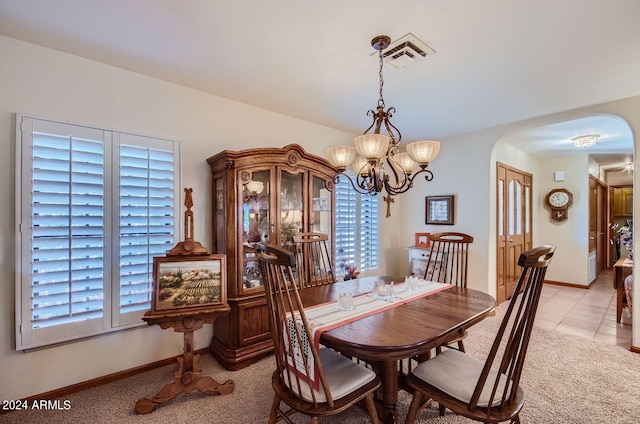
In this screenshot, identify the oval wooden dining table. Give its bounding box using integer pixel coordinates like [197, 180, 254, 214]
[296, 276, 496, 424]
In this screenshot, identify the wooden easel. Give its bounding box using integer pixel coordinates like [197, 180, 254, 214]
[135, 310, 234, 414]
[135, 188, 234, 414]
[166, 188, 209, 256]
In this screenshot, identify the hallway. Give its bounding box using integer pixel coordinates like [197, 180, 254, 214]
[495, 268, 633, 349]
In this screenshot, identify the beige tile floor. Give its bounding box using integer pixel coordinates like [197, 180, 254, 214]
[494, 268, 633, 349]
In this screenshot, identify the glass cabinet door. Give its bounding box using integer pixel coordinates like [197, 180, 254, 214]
[311, 174, 333, 254]
[241, 170, 270, 291]
[213, 177, 225, 253]
[280, 170, 303, 251]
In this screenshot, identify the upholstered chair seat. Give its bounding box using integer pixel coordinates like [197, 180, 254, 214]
[411, 348, 520, 408]
[280, 347, 378, 403]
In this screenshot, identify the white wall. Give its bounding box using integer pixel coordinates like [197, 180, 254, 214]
[394, 127, 501, 294]
[536, 155, 591, 285]
[607, 169, 634, 186]
[589, 156, 603, 181]
[0, 35, 360, 400]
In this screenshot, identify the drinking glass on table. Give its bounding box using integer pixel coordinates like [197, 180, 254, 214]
[338, 293, 355, 311]
[405, 275, 420, 291]
[374, 281, 395, 300]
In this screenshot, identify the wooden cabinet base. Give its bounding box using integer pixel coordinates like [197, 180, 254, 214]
[209, 336, 273, 370]
[208, 297, 274, 370]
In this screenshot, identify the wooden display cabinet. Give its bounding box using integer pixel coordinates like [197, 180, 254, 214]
[206, 144, 337, 370]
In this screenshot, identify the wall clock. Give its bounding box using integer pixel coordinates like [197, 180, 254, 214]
[545, 188, 573, 221]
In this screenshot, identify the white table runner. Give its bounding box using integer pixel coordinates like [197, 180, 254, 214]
[284, 279, 453, 390]
[306, 279, 452, 338]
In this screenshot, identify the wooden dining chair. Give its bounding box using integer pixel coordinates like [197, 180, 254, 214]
[424, 232, 474, 353]
[255, 242, 381, 424]
[405, 245, 555, 424]
[293, 232, 336, 288]
[423, 232, 473, 287]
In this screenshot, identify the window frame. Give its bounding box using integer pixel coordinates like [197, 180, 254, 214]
[15, 115, 181, 350]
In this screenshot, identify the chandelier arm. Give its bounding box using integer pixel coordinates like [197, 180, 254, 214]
[383, 107, 401, 144]
[384, 167, 434, 196]
[384, 179, 411, 196]
[362, 108, 381, 135]
[333, 173, 379, 196]
[367, 162, 385, 193]
[383, 177, 408, 196]
[418, 167, 435, 182]
[383, 154, 410, 192]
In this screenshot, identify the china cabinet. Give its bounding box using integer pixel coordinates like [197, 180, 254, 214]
[206, 144, 337, 370]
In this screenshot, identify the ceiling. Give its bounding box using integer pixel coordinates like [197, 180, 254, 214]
[502, 115, 635, 171]
[0, 0, 638, 166]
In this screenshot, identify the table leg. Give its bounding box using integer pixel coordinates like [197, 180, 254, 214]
[617, 284, 625, 323]
[374, 360, 400, 424]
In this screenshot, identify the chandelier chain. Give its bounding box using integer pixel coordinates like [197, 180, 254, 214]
[377, 50, 385, 109]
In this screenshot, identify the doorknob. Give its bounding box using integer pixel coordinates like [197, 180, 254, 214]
[508, 238, 514, 243]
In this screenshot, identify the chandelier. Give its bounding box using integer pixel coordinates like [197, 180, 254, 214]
[572, 134, 599, 148]
[325, 35, 441, 218]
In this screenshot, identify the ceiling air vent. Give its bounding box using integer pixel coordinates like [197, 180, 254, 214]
[380, 33, 435, 69]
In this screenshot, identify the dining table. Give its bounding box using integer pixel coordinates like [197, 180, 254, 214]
[296, 275, 496, 424]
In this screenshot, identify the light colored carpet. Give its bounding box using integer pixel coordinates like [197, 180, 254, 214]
[4, 315, 640, 423]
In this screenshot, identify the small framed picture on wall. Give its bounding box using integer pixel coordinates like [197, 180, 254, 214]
[415, 232, 431, 248]
[425, 195, 455, 225]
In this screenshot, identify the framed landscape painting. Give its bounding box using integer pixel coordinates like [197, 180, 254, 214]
[151, 254, 227, 314]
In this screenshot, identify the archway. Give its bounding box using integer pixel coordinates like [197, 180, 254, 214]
[493, 114, 633, 294]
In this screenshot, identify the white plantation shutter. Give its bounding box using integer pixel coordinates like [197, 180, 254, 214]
[118, 141, 176, 320]
[334, 177, 379, 275]
[17, 116, 180, 349]
[119, 139, 175, 322]
[359, 193, 379, 271]
[30, 127, 106, 330]
[335, 178, 357, 271]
